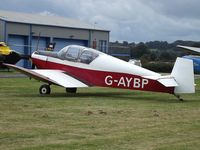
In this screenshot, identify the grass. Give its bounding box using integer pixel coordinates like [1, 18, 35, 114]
[0, 77, 200, 150]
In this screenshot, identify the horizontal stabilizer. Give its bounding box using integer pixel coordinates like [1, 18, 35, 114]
[157, 77, 178, 87]
[144, 75, 178, 87]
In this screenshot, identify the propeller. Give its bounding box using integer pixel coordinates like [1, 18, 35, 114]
[1, 32, 56, 69]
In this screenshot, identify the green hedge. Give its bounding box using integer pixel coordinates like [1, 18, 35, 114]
[142, 62, 174, 73]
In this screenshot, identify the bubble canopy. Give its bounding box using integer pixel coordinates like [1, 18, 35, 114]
[36, 45, 100, 64]
[58, 45, 100, 64]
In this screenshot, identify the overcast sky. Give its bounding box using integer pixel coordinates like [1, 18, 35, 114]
[1, 0, 200, 42]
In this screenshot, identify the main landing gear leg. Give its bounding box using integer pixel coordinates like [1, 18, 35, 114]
[174, 94, 183, 101]
[39, 84, 51, 95]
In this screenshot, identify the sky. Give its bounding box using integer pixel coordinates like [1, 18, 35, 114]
[1, 0, 200, 43]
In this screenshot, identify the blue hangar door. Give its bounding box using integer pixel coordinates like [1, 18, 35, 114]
[53, 38, 88, 51]
[24, 37, 48, 68]
[8, 35, 27, 67]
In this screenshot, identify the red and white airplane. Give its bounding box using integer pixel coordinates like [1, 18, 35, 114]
[4, 45, 195, 100]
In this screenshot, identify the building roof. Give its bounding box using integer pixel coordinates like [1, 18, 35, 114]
[0, 10, 108, 32]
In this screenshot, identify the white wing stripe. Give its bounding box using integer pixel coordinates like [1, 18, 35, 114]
[32, 70, 88, 87]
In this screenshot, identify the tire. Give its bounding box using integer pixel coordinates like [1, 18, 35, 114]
[39, 84, 51, 95]
[66, 88, 77, 93]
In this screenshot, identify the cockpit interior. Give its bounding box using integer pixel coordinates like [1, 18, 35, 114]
[36, 45, 100, 64]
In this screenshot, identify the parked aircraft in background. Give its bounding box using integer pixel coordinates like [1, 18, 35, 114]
[3, 45, 195, 101]
[0, 42, 29, 69]
[177, 45, 200, 74]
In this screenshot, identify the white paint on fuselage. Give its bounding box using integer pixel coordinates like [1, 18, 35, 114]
[91, 54, 161, 77]
[32, 49, 161, 77]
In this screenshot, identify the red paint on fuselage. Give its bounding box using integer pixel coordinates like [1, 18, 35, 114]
[32, 57, 174, 94]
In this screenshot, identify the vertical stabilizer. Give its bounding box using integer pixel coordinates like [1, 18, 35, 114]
[171, 57, 195, 94]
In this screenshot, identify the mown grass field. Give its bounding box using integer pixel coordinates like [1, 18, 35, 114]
[0, 76, 200, 150]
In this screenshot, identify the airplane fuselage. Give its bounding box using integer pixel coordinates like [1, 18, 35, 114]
[3, 45, 195, 98]
[31, 46, 175, 94]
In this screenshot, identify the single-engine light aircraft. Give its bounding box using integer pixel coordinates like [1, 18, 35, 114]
[3, 45, 195, 101]
[0, 42, 29, 69]
[177, 45, 200, 74]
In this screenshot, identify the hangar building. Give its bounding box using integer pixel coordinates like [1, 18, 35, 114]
[0, 10, 109, 67]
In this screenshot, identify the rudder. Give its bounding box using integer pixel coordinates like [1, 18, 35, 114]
[171, 57, 195, 94]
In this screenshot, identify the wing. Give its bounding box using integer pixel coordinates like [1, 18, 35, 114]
[3, 63, 88, 88]
[177, 45, 200, 53]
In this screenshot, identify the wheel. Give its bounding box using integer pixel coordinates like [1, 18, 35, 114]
[66, 88, 77, 93]
[39, 84, 51, 95]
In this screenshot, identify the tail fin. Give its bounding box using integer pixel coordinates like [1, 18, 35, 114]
[171, 57, 195, 94]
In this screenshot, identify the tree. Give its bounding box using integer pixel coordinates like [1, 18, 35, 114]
[123, 41, 128, 46]
[140, 54, 151, 64]
[131, 42, 150, 59]
[150, 51, 158, 61]
[159, 51, 176, 62]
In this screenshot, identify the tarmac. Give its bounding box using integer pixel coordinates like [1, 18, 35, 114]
[0, 73, 26, 78]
